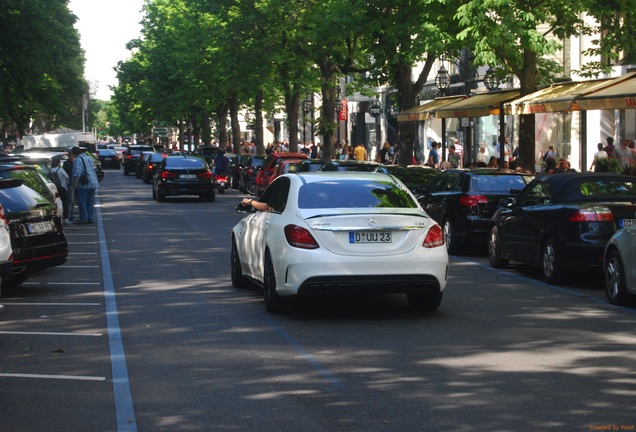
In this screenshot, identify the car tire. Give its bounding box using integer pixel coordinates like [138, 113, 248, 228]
[605, 249, 630, 306]
[201, 191, 215, 202]
[541, 238, 564, 285]
[124, 167, 130, 176]
[443, 219, 461, 255]
[231, 239, 249, 288]
[407, 292, 443, 311]
[488, 226, 509, 268]
[2, 273, 29, 288]
[246, 180, 257, 196]
[263, 252, 285, 313]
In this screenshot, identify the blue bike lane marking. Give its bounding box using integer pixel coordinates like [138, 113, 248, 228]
[96, 199, 138, 431]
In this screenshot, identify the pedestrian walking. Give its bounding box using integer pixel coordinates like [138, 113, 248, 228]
[72, 147, 99, 224]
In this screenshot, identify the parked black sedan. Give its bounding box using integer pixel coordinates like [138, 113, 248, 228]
[0, 177, 68, 287]
[152, 155, 215, 202]
[418, 169, 533, 254]
[488, 172, 636, 285]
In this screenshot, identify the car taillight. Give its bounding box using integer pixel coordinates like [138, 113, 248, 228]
[148, 163, 154, 169]
[423, 224, 444, 248]
[126, 155, 132, 160]
[284, 225, 319, 249]
[198, 171, 213, 179]
[459, 195, 488, 207]
[0, 205, 8, 230]
[161, 171, 177, 180]
[569, 206, 615, 222]
[247, 167, 254, 175]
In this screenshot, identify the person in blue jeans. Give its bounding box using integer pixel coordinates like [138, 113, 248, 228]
[72, 147, 99, 224]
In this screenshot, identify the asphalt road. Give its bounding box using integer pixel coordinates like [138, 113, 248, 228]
[1, 169, 635, 432]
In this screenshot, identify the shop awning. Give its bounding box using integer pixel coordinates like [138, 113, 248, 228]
[576, 71, 636, 110]
[508, 79, 612, 115]
[396, 95, 466, 122]
[434, 89, 521, 118]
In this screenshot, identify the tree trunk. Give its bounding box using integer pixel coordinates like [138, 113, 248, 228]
[215, 102, 229, 149]
[517, 50, 539, 172]
[229, 95, 241, 152]
[284, 90, 301, 149]
[254, 89, 264, 154]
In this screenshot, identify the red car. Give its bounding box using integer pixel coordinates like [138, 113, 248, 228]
[255, 152, 308, 195]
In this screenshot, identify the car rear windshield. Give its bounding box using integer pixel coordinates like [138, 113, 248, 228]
[298, 180, 417, 209]
[578, 180, 636, 199]
[166, 157, 206, 169]
[0, 183, 52, 213]
[471, 174, 528, 193]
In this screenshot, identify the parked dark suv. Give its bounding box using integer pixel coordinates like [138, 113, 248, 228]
[417, 169, 533, 254]
[123, 145, 154, 176]
[0, 177, 68, 287]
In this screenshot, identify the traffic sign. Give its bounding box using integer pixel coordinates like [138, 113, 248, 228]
[368, 104, 382, 117]
[153, 127, 169, 137]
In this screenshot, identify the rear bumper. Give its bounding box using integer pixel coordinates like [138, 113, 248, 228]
[298, 274, 442, 296]
[12, 243, 68, 274]
[455, 216, 491, 243]
[160, 183, 214, 196]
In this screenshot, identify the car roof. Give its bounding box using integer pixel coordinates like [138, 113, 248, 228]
[533, 172, 636, 201]
[328, 159, 380, 165]
[291, 171, 396, 184]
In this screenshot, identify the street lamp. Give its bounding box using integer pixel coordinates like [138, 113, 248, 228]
[303, 99, 313, 142]
[435, 66, 451, 161]
[482, 67, 506, 167]
[435, 66, 451, 95]
[483, 67, 499, 91]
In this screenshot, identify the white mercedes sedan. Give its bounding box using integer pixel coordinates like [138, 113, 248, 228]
[231, 172, 448, 313]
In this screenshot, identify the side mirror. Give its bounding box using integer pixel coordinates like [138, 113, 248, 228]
[236, 202, 254, 214]
[499, 197, 514, 209]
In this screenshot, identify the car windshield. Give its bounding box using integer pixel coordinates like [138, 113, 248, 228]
[471, 174, 528, 193]
[149, 153, 165, 162]
[166, 157, 206, 169]
[298, 180, 418, 209]
[386, 167, 438, 185]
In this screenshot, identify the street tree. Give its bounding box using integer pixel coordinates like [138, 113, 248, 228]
[456, 0, 636, 171]
[359, 0, 454, 166]
[0, 0, 87, 136]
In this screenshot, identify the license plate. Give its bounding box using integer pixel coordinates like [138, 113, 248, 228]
[621, 219, 636, 227]
[180, 174, 196, 179]
[28, 221, 53, 235]
[349, 231, 392, 243]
